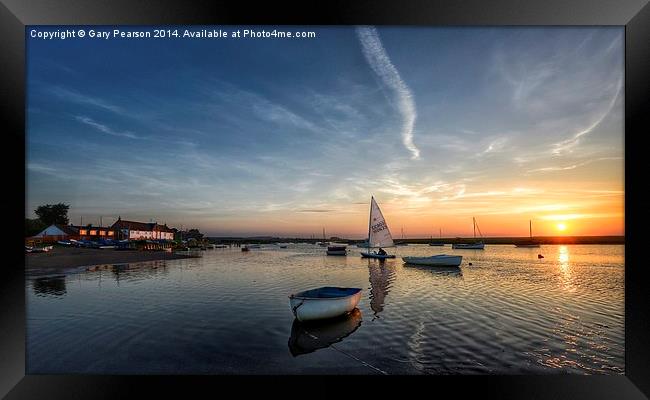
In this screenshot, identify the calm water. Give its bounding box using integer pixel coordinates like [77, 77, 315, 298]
[26, 244, 624, 375]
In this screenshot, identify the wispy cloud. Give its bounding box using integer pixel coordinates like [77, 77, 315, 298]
[527, 156, 622, 174]
[75, 116, 141, 139]
[357, 26, 420, 159]
[552, 76, 623, 155]
[51, 87, 124, 114]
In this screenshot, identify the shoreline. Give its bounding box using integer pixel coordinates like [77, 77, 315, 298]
[25, 247, 195, 273]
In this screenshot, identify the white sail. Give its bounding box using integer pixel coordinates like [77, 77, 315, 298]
[368, 197, 394, 248]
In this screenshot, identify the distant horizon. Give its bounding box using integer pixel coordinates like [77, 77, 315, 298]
[27, 26, 624, 238]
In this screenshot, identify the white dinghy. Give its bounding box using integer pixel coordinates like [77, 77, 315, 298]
[360, 196, 397, 259]
[289, 287, 362, 322]
[402, 254, 462, 267]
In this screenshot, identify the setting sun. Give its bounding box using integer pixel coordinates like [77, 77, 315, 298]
[557, 223, 567, 232]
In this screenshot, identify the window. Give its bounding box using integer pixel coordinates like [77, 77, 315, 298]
[108, 231, 114, 236]
[99, 231, 106, 236]
[79, 229, 87, 235]
[89, 230, 97, 235]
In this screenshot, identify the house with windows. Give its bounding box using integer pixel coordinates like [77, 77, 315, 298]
[76, 225, 116, 240]
[110, 217, 175, 241]
[30, 224, 117, 242]
[30, 224, 80, 243]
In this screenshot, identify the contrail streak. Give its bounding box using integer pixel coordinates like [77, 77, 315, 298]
[356, 26, 420, 159]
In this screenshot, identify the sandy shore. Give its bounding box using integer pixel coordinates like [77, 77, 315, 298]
[26, 246, 194, 272]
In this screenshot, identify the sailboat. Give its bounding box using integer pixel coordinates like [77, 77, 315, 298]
[515, 220, 541, 248]
[452, 217, 485, 249]
[395, 227, 408, 246]
[429, 228, 444, 246]
[360, 196, 397, 259]
[317, 228, 329, 247]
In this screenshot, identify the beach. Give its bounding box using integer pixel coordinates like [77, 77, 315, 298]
[25, 246, 193, 271]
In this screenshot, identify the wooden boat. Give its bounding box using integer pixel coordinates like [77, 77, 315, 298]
[360, 196, 397, 258]
[451, 217, 485, 249]
[361, 252, 396, 259]
[289, 287, 362, 321]
[515, 220, 541, 248]
[402, 254, 462, 267]
[241, 246, 250, 252]
[326, 245, 347, 256]
[288, 308, 362, 356]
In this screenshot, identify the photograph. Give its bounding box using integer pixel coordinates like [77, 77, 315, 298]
[24, 25, 625, 376]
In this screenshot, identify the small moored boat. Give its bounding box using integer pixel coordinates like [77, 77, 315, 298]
[360, 252, 396, 259]
[451, 217, 485, 249]
[515, 220, 541, 248]
[289, 287, 362, 321]
[326, 245, 347, 256]
[402, 254, 462, 267]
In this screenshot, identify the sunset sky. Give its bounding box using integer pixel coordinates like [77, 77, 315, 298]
[26, 26, 624, 238]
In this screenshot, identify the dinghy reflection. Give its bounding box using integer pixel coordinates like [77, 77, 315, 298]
[403, 263, 463, 277]
[288, 308, 362, 356]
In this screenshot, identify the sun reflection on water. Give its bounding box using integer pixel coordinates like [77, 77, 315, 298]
[558, 245, 576, 293]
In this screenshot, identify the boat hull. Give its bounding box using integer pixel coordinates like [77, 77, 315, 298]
[514, 244, 540, 248]
[402, 255, 462, 267]
[452, 243, 485, 249]
[326, 250, 347, 256]
[428, 243, 444, 246]
[289, 287, 362, 321]
[360, 252, 396, 259]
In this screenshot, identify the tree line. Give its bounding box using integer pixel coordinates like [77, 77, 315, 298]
[25, 203, 70, 237]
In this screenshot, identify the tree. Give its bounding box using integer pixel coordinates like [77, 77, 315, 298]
[25, 218, 47, 237]
[34, 203, 70, 226]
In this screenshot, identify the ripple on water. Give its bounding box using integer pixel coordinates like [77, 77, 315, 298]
[27, 244, 624, 374]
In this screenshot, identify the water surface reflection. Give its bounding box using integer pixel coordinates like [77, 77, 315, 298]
[288, 309, 363, 356]
[368, 260, 396, 319]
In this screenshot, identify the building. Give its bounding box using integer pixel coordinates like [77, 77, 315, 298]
[76, 225, 116, 240]
[110, 217, 175, 241]
[30, 224, 80, 243]
[29, 224, 117, 242]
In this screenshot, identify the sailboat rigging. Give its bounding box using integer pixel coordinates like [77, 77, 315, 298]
[452, 217, 485, 249]
[514, 220, 540, 248]
[429, 227, 444, 246]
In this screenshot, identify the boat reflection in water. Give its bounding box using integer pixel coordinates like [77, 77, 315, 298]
[368, 260, 396, 319]
[288, 308, 362, 357]
[403, 263, 463, 277]
[32, 275, 67, 297]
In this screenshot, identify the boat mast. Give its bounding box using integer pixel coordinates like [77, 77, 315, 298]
[473, 217, 476, 239]
[529, 220, 532, 239]
[367, 196, 373, 252]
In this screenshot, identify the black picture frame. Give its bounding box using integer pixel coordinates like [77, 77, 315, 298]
[2, 0, 648, 398]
